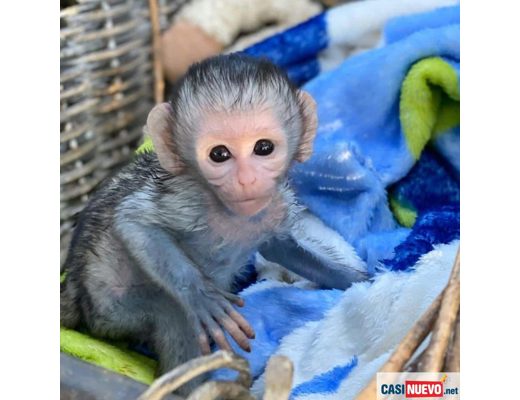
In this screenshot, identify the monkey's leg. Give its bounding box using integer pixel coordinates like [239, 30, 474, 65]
[146, 291, 207, 395]
[81, 285, 154, 344]
[152, 301, 202, 376]
[83, 285, 204, 395]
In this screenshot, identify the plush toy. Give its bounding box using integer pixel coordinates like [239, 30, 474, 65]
[161, 0, 323, 82]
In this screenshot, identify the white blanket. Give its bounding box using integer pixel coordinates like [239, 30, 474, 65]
[250, 241, 458, 399]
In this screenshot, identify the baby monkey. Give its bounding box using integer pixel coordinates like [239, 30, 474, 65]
[61, 54, 367, 387]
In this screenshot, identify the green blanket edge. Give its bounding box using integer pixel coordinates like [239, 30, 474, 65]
[391, 56, 460, 227]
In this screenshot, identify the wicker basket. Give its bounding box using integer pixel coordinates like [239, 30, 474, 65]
[60, 0, 185, 268]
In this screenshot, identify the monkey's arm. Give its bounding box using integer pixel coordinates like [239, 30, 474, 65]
[259, 210, 368, 290]
[113, 219, 254, 353]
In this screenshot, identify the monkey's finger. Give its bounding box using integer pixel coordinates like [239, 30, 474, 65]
[218, 315, 251, 353]
[219, 291, 244, 307]
[224, 306, 255, 339]
[203, 315, 232, 352]
[198, 330, 212, 355]
[193, 319, 211, 354]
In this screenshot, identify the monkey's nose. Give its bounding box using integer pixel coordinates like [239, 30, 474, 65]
[237, 167, 257, 186]
[238, 175, 257, 186]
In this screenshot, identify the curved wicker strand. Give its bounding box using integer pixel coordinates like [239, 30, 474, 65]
[263, 355, 294, 400]
[443, 311, 460, 372]
[416, 249, 460, 371]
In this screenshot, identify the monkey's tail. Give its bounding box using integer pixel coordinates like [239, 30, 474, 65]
[60, 279, 80, 328]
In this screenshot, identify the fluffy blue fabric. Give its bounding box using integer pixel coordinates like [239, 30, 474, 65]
[382, 206, 459, 271]
[291, 357, 358, 398]
[383, 149, 460, 271]
[290, 7, 460, 267]
[391, 150, 460, 215]
[243, 14, 327, 85]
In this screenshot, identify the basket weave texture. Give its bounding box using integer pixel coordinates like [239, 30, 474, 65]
[60, 0, 184, 267]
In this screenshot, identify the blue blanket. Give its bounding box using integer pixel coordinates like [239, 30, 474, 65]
[214, 4, 460, 398]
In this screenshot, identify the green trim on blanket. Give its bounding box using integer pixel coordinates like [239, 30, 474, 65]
[389, 195, 417, 228]
[400, 57, 460, 160]
[60, 326, 157, 384]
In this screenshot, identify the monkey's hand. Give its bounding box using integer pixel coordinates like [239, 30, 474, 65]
[179, 281, 255, 355]
[113, 220, 255, 354]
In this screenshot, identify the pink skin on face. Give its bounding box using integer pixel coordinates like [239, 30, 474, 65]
[196, 110, 289, 217]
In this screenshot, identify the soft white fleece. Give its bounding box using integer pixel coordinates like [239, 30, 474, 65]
[251, 240, 459, 400]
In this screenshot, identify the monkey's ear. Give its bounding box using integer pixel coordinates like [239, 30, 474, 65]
[146, 103, 185, 174]
[295, 91, 318, 163]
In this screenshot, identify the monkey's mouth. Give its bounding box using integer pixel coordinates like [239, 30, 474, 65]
[231, 194, 273, 206]
[227, 196, 273, 217]
[232, 197, 262, 203]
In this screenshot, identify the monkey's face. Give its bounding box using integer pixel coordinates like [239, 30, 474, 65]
[196, 110, 290, 217]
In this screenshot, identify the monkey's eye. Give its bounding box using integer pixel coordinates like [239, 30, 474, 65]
[253, 139, 274, 156]
[209, 145, 231, 162]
